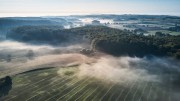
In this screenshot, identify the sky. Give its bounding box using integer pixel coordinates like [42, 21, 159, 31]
[0, 0, 180, 17]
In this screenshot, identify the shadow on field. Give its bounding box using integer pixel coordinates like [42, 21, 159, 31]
[0, 76, 12, 98]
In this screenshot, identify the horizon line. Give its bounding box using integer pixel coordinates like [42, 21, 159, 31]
[0, 12, 180, 18]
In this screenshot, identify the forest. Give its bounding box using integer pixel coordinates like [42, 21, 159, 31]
[7, 25, 180, 59]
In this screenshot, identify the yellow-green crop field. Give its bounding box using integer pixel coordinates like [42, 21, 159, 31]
[1, 67, 175, 101]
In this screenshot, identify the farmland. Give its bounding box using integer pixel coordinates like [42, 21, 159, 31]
[0, 15, 180, 101]
[147, 30, 180, 36]
[1, 66, 177, 101]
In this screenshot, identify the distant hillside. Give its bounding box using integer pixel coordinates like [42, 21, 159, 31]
[0, 17, 67, 28]
[0, 17, 68, 39]
[7, 25, 81, 45]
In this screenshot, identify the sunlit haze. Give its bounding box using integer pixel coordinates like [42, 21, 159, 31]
[0, 0, 180, 17]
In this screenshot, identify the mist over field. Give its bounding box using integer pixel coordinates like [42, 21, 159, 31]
[0, 0, 180, 100]
[0, 40, 87, 77]
[0, 40, 180, 88]
[0, 14, 180, 100]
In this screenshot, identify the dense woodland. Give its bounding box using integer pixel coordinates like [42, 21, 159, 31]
[7, 26, 180, 59]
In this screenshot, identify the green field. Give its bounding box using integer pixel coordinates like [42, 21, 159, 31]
[0, 67, 174, 101]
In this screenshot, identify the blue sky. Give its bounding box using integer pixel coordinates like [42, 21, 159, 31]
[0, 0, 180, 16]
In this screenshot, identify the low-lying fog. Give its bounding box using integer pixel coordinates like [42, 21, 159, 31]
[0, 40, 180, 99]
[0, 40, 89, 77]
